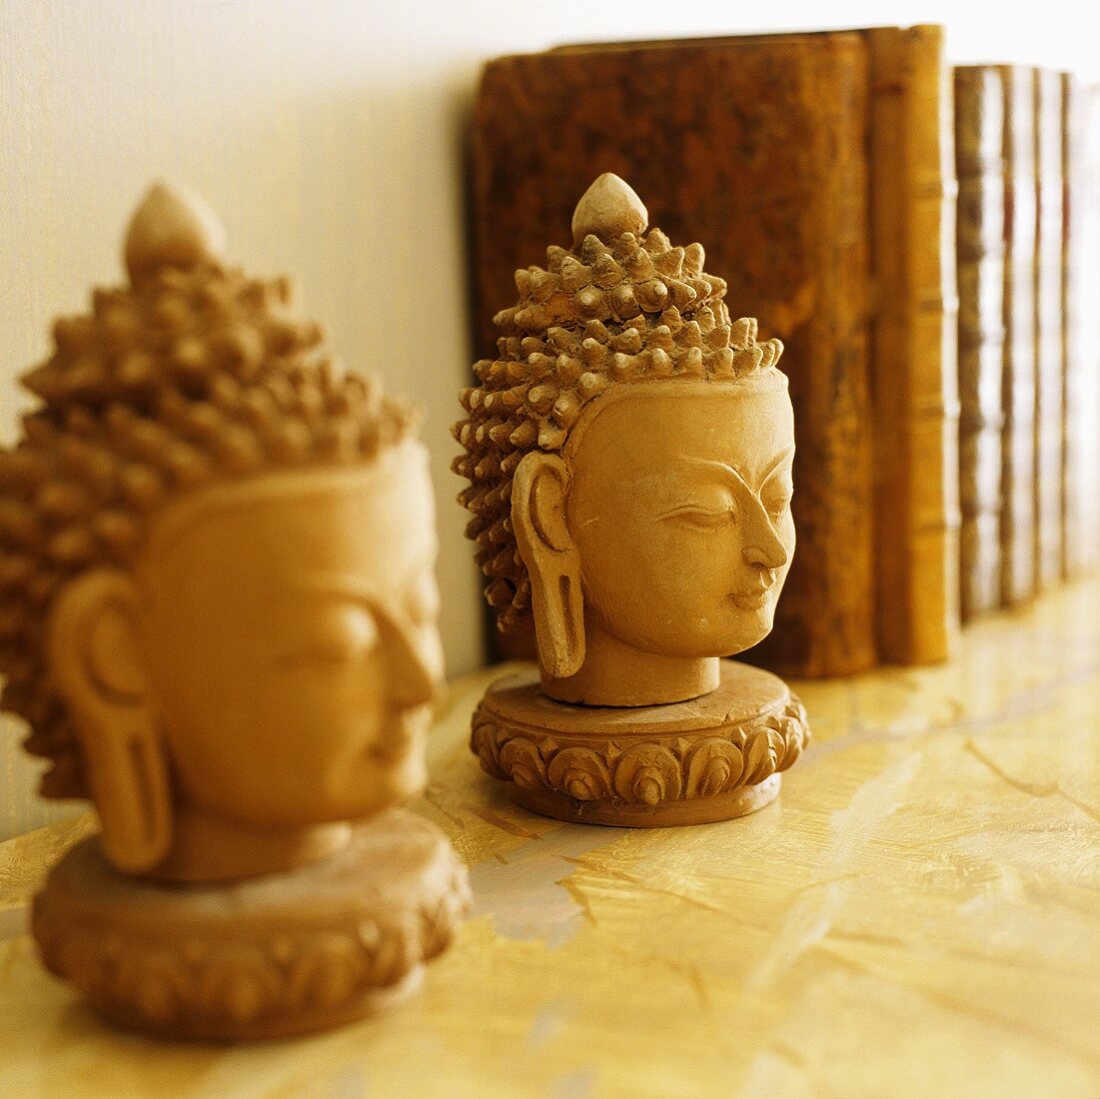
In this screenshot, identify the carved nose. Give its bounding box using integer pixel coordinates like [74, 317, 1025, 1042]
[741, 507, 788, 571]
[379, 612, 438, 708]
[743, 543, 784, 571]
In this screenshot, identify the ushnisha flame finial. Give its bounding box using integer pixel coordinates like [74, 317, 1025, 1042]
[124, 182, 227, 285]
[571, 172, 649, 248]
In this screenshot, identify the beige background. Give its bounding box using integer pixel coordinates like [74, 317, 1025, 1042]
[1, 0, 1097, 835]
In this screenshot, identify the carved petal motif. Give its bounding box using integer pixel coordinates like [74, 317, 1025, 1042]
[365, 921, 414, 987]
[125, 948, 188, 1024]
[612, 744, 682, 805]
[307, 932, 368, 1007]
[685, 738, 744, 798]
[470, 720, 508, 779]
[742, 725, 785, 786]
[197, 947, 279, 1024]
[499, 736, 547, 791]
[546, 746, 611, 801]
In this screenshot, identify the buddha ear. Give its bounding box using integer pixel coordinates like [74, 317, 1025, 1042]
[512, 451, 585, 678]
[48, 569, 172, 874]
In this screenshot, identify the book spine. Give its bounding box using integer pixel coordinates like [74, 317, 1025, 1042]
[774, 37, 876, 676]
[1033, 69, 1065, 591]
[867, 25, 960, 663]
[998, 66, 1038, 606]
[954, 66, 1006, 620]
[471, 38, 878, 677]
[1076, 86, 1100, 570]
[1060, 73, 1100, 576]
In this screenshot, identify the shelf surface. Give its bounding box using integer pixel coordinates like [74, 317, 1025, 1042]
[2, 579, 1099, 1097]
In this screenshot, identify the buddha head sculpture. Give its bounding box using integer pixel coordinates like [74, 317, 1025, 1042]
[0, 184, 443, 882]
[455, 174, 795, 707]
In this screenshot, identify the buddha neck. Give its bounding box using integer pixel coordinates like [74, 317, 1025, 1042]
[540, 618, 720, 707]
[144, 804, 353, 884]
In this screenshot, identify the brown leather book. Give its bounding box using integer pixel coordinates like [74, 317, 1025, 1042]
[954, 66, 1005, 620]
[1033, 69, 1065, 591]
[470, 27, 958, 675]
[471, 32, 877, 677]
[997, 66, 1038, 607]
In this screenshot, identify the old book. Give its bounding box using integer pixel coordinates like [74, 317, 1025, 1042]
[954, 66, 1005, 620]
[471, 32, 876, 677]
[470, 26, 958, 674]
[997, 66, 1038, 607]
[866, 26, 960, 664]
[1061, 75, 1100, 576]
[1033, 69, 1064, 591]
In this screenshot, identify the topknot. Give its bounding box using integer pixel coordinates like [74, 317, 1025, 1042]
[0, 183, 415, 798]
[453, 173, 784, 630]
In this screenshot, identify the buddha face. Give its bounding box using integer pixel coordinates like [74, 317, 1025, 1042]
[569, 378, 794, 654]
[138, 444, 441, 825]
[48, 440, 442, 872]
[512, 375, 795, 698]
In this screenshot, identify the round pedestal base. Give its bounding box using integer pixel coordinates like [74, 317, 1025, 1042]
[32, 809, 470, 1040]
[471, 660, 810, 827]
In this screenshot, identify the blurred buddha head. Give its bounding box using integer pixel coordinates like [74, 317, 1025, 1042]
[0, 185, 442, 880]
[455, 174, 794, 706]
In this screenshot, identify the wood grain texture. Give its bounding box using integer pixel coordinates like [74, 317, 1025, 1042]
[954, 66, 1006, 620]
[1033, 69, 1065, 591]
[997, 66, 1039, 608]
[470, 34, 877, 678]
[867, 25, 961, 663]
[2, 578, 1100, 1096]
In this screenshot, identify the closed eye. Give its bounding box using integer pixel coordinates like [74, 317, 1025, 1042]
[270, 607, 379, 669]
[763, 491, 793, 520]
[659, 504, 736, 531]
[272, 639, 371, 669]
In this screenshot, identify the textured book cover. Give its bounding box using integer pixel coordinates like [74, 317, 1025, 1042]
[954, 66, 1005, 620]
[866, 25, 960, 664]
[471, 33, 877, 677]
[997, 66, 1038, 607]
[1033, 69, 1065, 591]
[470, 26, 958, 674]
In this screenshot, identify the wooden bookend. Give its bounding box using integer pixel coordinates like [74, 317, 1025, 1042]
[454, 174, 810, 826]
[0, 184, 469, 1039]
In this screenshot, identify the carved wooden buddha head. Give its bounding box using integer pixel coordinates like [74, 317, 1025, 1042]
[455, 174, 794, 706]
[0, 185, 442, 880]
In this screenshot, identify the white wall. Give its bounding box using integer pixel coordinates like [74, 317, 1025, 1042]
[0, 0, 1095, 835]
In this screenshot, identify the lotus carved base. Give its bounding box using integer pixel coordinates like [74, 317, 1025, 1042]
[32, 810, 470, 1040]
[471, 661, 810, 827]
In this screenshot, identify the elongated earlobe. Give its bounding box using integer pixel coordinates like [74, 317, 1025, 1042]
[48, 570, 172, 873]
[512, 452, 585, 678]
